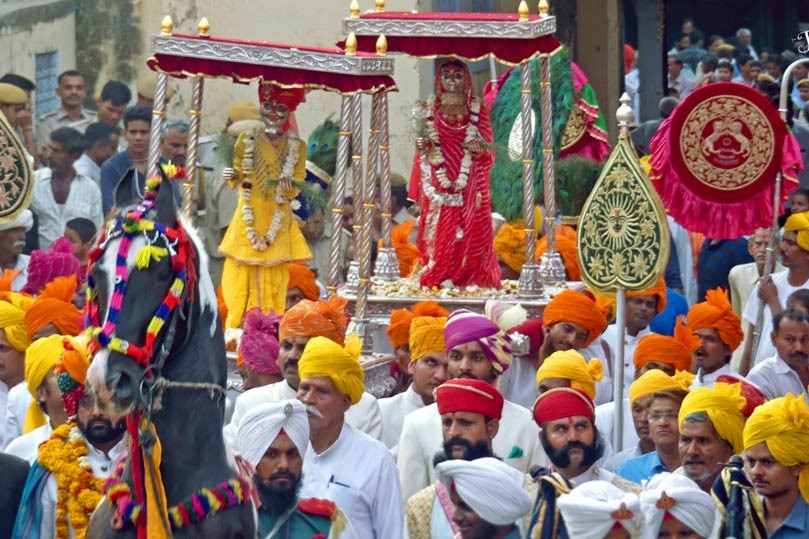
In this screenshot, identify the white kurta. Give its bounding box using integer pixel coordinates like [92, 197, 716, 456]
[378, 385, 425, 453]
[39, 435, 127, 539]
[396, 398, 547, 500]
[746, 355, 808, 399]
[743, 269, 809, 366]
[2, 381, 31, 447]
[31, 168, 104, 250]
[223, 380, 383, 451]
[11, 254, 29, 292]
[698, 364, 732, 387]
[598, 326, 654, 400]
[5, 423, 52, 464]
[595, 398, 638, 455]
[497, 356, 539, 410]
[0, 381, 7, 451]
[300, 423, 403, 539]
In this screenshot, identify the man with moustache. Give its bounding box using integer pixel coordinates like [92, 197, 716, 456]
[397, 309, 547, 500]
[0, 210, 33, 291]
[687, 287, 744, 385]
[223, 295, 382, 449]
[527, 387, 638, 538]
[407, 379, 534, 537]
[747, 309, 809, 399]
[743, 393, 809, 538]
[540, 290, 609, 369]
[676, 382, 747, 492]
[236, 399, 357, 538]
[742, 211, 809, 371]
[13, 335, 127, 538]
[296, 335, 403, 539]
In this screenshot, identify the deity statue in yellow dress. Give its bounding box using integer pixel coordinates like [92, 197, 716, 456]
[219, 82, 312, 328]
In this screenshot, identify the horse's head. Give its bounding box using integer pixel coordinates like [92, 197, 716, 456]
[86, 168, 199, 416]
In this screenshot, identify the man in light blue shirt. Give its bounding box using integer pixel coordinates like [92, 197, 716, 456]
[617, 386, 687, 484]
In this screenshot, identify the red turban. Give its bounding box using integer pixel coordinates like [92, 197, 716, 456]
[687, 287, 744, 351]
[633, 316, 699, 372]
[716, 374, 768, 418]
[532, 387, 595, 426]
[387, 301, 448, 350]
[279, 295, 347, 346]
[436, 379, 504, 420]
[23, 275, 82, 341]
[626, 278, 667, 314]
[287, 263, 319, 302]
[543, 290, 608, 347]
[258, 82, 306, 111]
[507, 318, 544, 358]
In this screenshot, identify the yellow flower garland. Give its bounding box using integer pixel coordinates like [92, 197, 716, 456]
[38, 422, 104, 539]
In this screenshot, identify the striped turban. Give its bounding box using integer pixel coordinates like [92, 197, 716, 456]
[409, 316, 447, 361]
[279, 295, 347, 346]
[536, 350, 603, 399]
[687, 287, 744, 351]
[444, 309, 512, 375]
[543, 290, 607, 347]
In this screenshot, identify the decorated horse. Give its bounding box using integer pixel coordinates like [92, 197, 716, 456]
[85, 168, 255, 538]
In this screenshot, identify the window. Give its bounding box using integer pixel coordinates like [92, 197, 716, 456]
[35, 51, 59, 118]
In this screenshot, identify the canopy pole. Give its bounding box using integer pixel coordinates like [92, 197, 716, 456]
[327, 96, 354, 292]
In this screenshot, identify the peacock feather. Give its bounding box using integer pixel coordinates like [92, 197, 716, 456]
[293, 116, 339, 221]
[489, 47, 575, 221]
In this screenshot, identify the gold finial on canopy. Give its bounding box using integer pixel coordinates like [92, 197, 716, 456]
[198, 17, 210, 37]
[345, 33, 358, 56]
[375, 0, 385, 12]
[376, 34, 388, 56]
[350, 0, 360, 17]
[518, 1, 529, 21]
[160, 15, 173, 35]
[539, 0, 550, 16]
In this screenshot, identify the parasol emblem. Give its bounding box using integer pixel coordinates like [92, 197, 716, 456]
[0, 110, 33, 223]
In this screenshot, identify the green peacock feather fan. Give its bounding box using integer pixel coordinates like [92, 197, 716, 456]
[489, 47, 575, 222]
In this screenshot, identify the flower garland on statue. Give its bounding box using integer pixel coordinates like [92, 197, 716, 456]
[38, 423, 104, 538]
[239, 130, 300, 251]
[423, 95, 481, 195]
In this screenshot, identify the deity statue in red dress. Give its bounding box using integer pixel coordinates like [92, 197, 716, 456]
[408, 59, 501, 288]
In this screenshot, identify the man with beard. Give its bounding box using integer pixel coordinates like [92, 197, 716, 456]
[527, 387, 638, 538]
[687, 287, 744, 385]
[676, 382, 746, 492]
[397, 309, 547, 500]
[743, 393, 809, 538]
[406, 378, 530, 537]
[13, 335, 127, 538]
[236, 399, 356, 538]
[742, 211, 809, 370]
[747, 309, 809, 399]
[296, 335, 403, 539]
[223, 295, 382, 450]
[436, 458, 534, 539]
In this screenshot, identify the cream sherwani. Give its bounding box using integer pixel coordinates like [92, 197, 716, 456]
[378, 385, 426, 454]
[5, 423, 52, 464]
[728, 261, 782, 371]
[223, 380, 383, 451]
[2, 382, 31, 448]
[396, 399, 547, 500]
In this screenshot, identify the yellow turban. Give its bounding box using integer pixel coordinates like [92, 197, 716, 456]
[0, 293, 33, 352]
[227, 101, 261, 123]
[743, 393, 809, 502]
[298, 334, 364, 404]
[23, 334, 66, 433]
[678, 382, 747, 454]
[494, 222, 526, 273]
[409, 316, 447, 361]
[536, 350, 603, 399]
[629, 369, 694, 404]
[785, 211, 809, 252]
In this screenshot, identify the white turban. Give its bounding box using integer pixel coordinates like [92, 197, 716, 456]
[0, 209, 33, 232]
[237, 399, 309, 469]
[640, 473, 716, 538]
[436, 457, 533, 526]
[557, 481, 641, 539]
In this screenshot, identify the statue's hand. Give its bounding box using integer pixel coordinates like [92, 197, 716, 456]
[465, 138, 485, 158]
[223, 167, 236, 182]
[416, 137, 432, 153]
[279, 176, 293, 192]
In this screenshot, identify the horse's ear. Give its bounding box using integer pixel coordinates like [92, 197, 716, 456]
[114, 168, 139, 209]
[154, 167, 178, 228]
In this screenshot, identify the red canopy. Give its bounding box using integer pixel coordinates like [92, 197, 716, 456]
[341, 11, 560, 65]
[148, 34, 397, 95]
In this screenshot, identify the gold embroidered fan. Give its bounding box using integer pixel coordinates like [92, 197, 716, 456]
[0, 111, 33, 222]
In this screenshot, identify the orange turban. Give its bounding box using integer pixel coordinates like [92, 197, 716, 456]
[279, 295, 348, 346]
[536, 228, 581, 281]
[287, 263, 319, 302]
[494, 222, 526, 273]
[23, 275, 82, 341]
[686, 287, 743, 351]
[626, 278, 667, 314]
[633, 316, 699, 372]
[0, 268, 20, 299]
[389, 220, 419, 277]
[543, 290, 608, 347]
[387, 301, 448, 350]
[410, 316, 447, 361]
